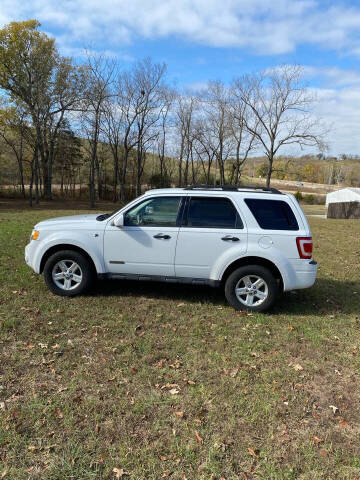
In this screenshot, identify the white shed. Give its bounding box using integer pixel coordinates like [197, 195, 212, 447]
[326, 187, 360, 207]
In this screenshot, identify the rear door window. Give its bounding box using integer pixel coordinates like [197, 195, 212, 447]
[245, 199, 299, 230]
[186, 197, 243, 229]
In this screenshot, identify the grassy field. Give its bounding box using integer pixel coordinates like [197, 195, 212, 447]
[0, 204, 359, 479]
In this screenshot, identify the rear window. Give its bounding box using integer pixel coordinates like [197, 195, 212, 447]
[245, 199, 299, 230]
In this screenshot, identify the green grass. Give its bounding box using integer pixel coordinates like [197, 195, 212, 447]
[0, 205, 360, 479]
[301, 204, 327, 216]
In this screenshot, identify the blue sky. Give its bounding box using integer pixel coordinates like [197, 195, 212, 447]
[1, 0, 360, 154]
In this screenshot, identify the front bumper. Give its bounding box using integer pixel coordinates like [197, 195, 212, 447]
[25, 242, 40, 273]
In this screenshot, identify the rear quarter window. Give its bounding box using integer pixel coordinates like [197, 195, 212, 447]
[245, 199, 299, 231]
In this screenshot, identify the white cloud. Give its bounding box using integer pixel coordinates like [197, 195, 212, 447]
[304, 66, 360, 88]
[307, 86, 360, 155]
[1, 0, 360, 57]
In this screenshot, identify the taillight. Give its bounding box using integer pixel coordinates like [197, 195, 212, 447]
[296, 237, 313, 259]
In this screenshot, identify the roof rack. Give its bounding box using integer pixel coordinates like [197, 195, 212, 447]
[184, 184, 283, 194]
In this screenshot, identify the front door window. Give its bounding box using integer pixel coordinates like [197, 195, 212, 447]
[124, 196, 181, 227]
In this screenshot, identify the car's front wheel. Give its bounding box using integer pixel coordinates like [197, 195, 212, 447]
[224, 265, 279, 312]
[43, 250, 94, 296]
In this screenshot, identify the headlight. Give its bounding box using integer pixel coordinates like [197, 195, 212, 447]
[31, 230, 40, 241]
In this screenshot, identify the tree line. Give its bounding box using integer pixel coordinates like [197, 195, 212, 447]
[0, 20, 327, 206]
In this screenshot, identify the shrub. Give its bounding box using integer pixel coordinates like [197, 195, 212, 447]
[294, 190, 303, 201]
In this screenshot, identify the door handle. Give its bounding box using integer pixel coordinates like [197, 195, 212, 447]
[221, 235, 240, 242]
[153, 233, 171, 240]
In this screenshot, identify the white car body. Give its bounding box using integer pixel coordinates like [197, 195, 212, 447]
[25, 187, 318, 301]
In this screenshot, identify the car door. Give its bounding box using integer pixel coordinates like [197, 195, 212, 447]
[104, 195, 184, 276]
[174, 196, 247, 279]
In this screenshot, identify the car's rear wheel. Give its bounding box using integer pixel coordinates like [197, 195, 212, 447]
[43, 250, 94, 296]
[224, 265, 279, 312]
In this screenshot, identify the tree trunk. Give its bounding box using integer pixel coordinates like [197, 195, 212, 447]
[119, 149, 129, 202]
[112, 150, 118, 202]
[266, 156, 273, 187]
[34, 147, 40, 205]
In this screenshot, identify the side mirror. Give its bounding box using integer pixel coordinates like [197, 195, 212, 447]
[113, 214, 124, 227]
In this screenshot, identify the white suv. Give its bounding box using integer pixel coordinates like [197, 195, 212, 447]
[25, 186, 317, 312]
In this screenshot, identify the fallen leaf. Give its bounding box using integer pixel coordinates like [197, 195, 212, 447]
[247, 447, 260, 458]
[313, 436, 324, 445]
[174, 411, 184, 418]
[28, 445, 39, 452]
[292, 363, 303, 371]
[169, 360, 182, 369]
[169, 388, 179, 395]
[319, 449, 327, 457]
[55, 409, 63, 419]
[113, 467, 128, 478]
[195, 430, 203, 445]
[130, 367, 137, 375]
[339, 418, 350, 429]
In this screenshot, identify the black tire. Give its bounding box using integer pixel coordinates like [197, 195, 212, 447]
[43, 250, 94, 296]
[224, 264, 279, 312]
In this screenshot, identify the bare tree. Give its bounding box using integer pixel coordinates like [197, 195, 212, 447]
[132, 58, 167, 196]
[201, 81, 233, 185]
[101, 96, 124, 201]
[233, 65, 327, 187]
[192, 117, 217, 184]
[81, 53, 115, 207]
[228, 91, 257, 184]
[175, 94, 197, 186]
[155, 87, 175, 187]
[116, 68, 143, 201]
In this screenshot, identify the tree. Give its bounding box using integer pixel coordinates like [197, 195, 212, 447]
[233, 65, 327, 187]
[0, 104, 28, 198]
[80, 53, 115, 207]
[132, 58, 167, 196]
[201, 81, 233, 185]
[0, 20, 85, 201]
[228, 88, 257, 184]
[53, 121, 83, 197]
[155, 87, 175, 188]
[175, 94, 197, 186]
[101, 95, 124, 202]
[40, 56, 86, 200]
[0, 20, 56, 198]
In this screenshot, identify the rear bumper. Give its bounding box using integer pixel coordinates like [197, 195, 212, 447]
[284, 259, 318, 291]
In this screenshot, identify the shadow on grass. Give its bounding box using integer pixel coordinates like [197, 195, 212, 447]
[91, 277, 360, 316]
